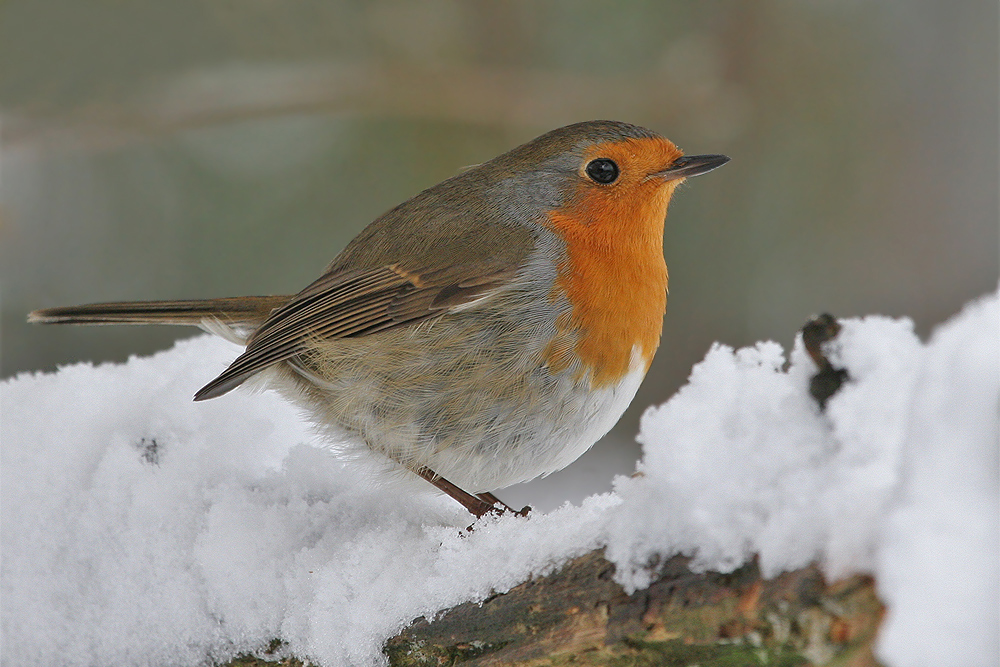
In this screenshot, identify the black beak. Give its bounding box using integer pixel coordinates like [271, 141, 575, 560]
[653, 154, 730, 180]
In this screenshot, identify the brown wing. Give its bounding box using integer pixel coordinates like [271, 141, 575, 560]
[193, 261, 521, 401]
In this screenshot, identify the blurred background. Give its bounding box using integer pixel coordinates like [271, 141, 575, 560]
[2, 0, 996, 509]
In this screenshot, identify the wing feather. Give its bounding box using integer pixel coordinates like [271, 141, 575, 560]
[194, 263, 521, 400]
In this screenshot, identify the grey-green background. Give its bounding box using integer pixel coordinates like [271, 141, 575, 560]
[2, 1, 997, 508]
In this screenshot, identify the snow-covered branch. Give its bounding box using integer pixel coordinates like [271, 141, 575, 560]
[3, 289, 997, 667]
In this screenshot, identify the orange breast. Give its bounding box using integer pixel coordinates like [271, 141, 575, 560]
[543, 137, 682, 388]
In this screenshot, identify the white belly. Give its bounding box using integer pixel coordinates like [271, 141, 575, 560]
[421, 349, 648, 491]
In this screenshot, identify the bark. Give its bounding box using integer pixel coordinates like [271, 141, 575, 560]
[382, 550, 884, 667]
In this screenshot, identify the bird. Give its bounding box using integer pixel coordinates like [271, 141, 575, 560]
[29, 120, 729, 518]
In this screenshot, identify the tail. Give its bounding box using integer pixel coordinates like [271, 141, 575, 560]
[28, 296, 292, 340]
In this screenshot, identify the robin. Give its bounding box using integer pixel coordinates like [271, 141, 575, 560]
[29, 120, 728, 518]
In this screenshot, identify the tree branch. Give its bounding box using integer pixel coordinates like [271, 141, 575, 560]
[383, 550, 883, 666]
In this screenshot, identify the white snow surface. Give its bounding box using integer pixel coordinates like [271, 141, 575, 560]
[2, 288, 997, 667]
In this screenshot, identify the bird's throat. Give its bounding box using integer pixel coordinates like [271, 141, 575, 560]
[544, 183, 673, 388]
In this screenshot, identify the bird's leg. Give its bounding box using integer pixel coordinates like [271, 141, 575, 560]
[413, 466, 497, 518]
[413, 467, 529, 518]
[476, 491, 531, 517]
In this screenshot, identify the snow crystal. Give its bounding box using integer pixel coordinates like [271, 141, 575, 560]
[2, 289, 997, 667]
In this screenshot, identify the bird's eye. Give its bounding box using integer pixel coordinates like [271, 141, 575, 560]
[585, 158, 619, 184]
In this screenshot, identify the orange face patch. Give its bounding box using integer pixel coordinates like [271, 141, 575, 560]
[544, 137, 685, 387]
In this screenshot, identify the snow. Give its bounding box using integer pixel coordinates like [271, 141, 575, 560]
[2, 288, 997, 667]
[875, 292, 1000, 667]
[605, 316, 926, 586]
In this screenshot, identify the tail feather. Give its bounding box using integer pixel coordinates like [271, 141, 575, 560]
[29, 295, 296, 400]
[28, 296, 291, 327]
